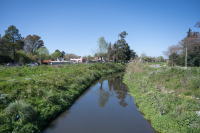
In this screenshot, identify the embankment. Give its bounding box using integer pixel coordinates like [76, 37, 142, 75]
[123, 61, 200, 133]
[0, 63, 125, 133]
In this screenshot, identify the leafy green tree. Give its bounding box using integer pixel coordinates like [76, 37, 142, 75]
[35, 47, 50, 62]
[23, 35, 44, 54]
[140, 53, 147, 62]
[0, 35, 10, 55]
[158, 56, 164, 62]
[169, 53, 180, 66]
[115, 31, 133, 63]
[92, 36, 108, 61]
[51, 51, 62, 60]
[3, 25, 24, 60]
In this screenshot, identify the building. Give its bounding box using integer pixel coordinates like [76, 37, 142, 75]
[92, 57, 107, 62]
[43, 59, 54, 65]
[43, 58, 70, 65]
[70, 58, 87, 63]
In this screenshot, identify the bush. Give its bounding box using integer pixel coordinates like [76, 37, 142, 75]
[3, 100, 37, 124]
[0, 54, 13, 65]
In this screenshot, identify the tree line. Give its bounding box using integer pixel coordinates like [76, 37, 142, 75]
[0, 25, 79, 65]
[163, 22, 200, 67]
[0, 26, 137, 65]
[92, 31, 137, 63]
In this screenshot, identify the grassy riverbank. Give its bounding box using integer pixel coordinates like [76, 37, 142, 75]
[123, 61, 200, 133]
[0, 63, 125, 133]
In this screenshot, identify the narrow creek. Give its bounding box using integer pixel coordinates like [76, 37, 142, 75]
[43, 72, 159, 133]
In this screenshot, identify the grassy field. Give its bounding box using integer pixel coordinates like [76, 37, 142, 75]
[124, 61, 200, 133]
[0, 63, 125, 133]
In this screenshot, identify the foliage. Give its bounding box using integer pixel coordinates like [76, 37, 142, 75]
[114, 31, 135, 63]
[91, 36, 108, 61]
[124, 59, 200, 133]
[0, 63, 125, 132]
[3, 25, 24, 60]
[3, 100, 36, 124]
[166, 28, 200, 67]
[50, 51, 62, 60]
[35, 47, 50, 61]
[0, 54, 13, 65]
[23, 35, 44, 54]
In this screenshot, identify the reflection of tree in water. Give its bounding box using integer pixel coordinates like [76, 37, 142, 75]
[108, 75, 130, 107]
[92, 73, 131, 108]
[92, 80, 110, 107]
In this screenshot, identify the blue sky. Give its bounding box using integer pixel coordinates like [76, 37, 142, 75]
[1, 0, 199, 59]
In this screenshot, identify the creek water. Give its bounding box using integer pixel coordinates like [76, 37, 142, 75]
[43, 72, 159, 133]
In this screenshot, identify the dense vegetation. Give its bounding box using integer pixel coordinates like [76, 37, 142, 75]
[163, 28, 200, 67]
[124, 60, 200, 133]
[0, 63, 125, 133]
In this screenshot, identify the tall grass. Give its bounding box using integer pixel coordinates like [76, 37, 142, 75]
[124, 59, 200, 133]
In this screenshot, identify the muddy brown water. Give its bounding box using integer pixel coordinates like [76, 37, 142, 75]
[43, 72, 159, 133]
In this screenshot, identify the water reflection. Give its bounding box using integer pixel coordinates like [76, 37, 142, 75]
[92, 74, 132, 108]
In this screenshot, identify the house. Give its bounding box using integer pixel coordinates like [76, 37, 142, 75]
[92, 57, 106, 62]
[70, 58, 87, 63]
[94, 57, 99, 60]
[43, 59, 54, 65]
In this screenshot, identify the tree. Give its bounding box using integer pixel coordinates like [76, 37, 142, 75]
[158, 56, 164, 62]
[163, 45, 183, 60]
[61, 51, 65, 58]
[35, 47, 50, 63]
[3, 25, 24, 60]
[115, 31, 133, 63]
[140, 53, 147, 62]
[64, 53, 78, 60]
[51, 51, 62, 60]
[169, 53, 179, 66]
[23, 35, 44, 54]
[194, 22, 200, 28]
[0, 35, 10, 55]
[92, 36, 108, 62]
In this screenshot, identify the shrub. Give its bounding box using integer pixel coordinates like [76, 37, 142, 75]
[3, 100, 37, 124]
[12, 123, 41, 133]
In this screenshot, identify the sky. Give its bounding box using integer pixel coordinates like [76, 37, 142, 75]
[0, 0, 199, 59]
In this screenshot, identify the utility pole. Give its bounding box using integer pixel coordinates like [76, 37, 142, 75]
[185, 47, 187, 69]
[40, 50, 41, 66]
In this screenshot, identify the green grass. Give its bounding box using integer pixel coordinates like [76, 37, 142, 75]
[124, 61, 200, 133]
[0, 63, 125, 133]
[148, 62, 167, 66]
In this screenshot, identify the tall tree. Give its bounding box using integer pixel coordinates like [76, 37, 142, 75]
[23, 35, 44, 54]
[4, 25, 24, 60]
[61, 51, 65, 57]
[0, 35, 10, 55]
[115, 31, 133, 63]
[92, 36, 108, 62]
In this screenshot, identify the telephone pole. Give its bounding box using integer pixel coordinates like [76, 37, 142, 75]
[185, 47, 187, 69]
